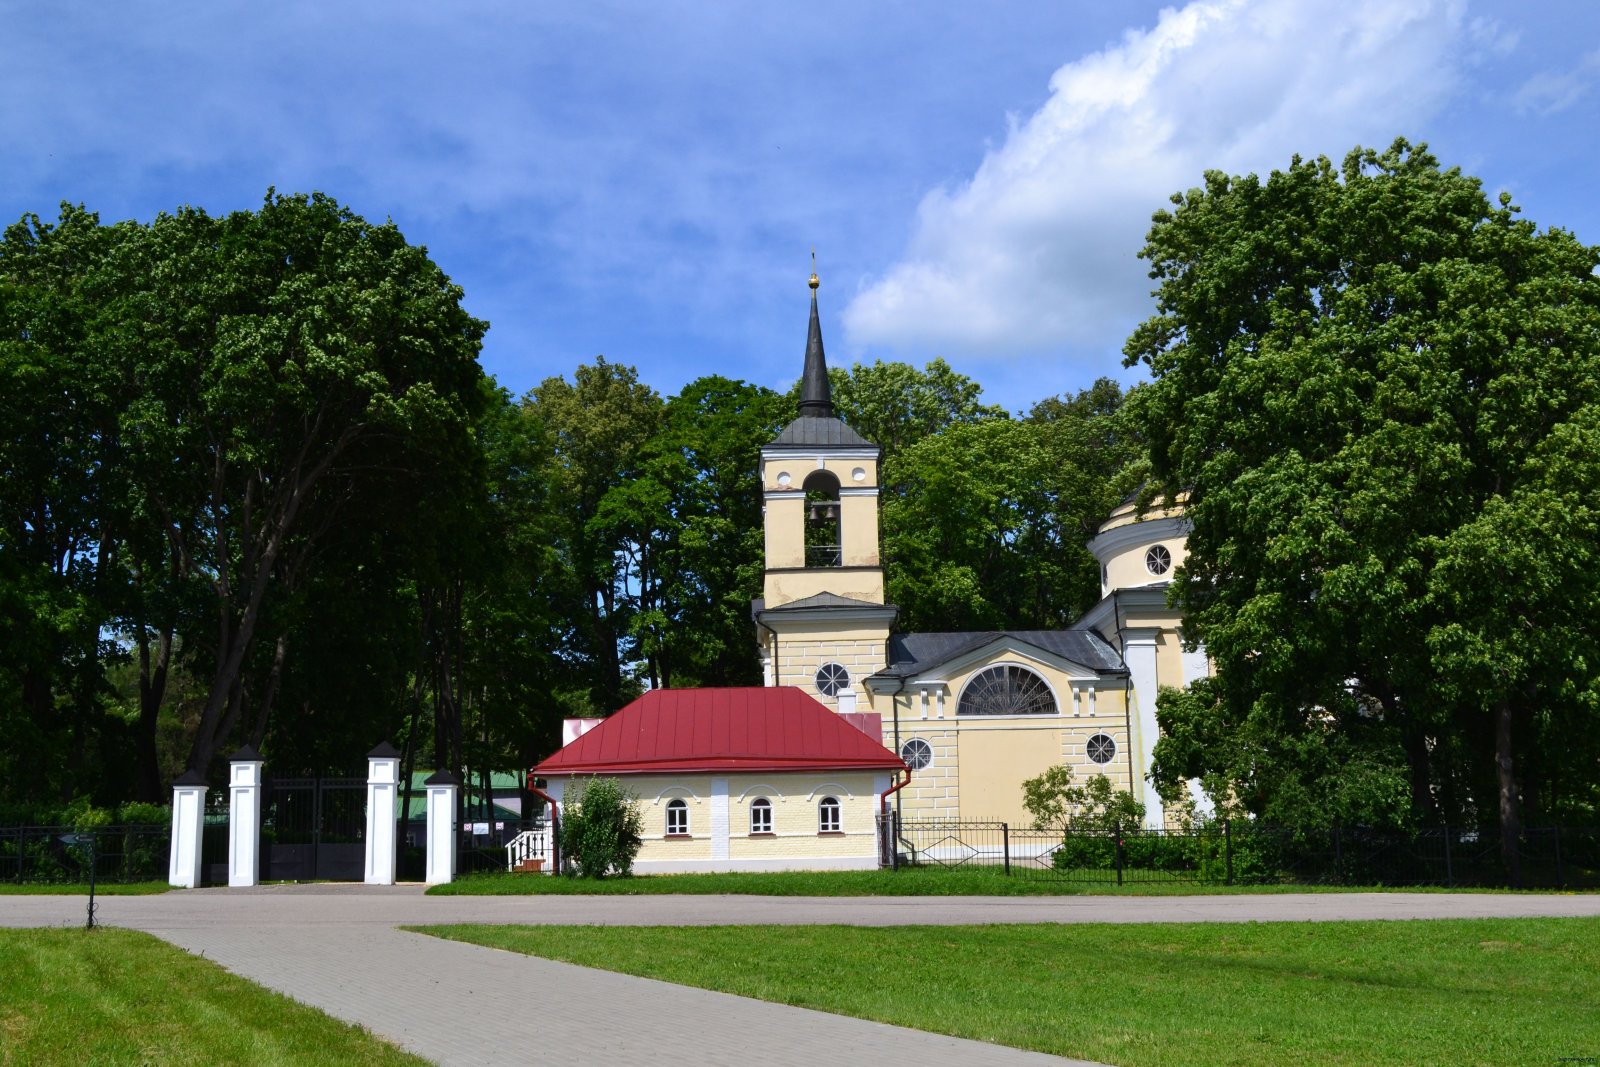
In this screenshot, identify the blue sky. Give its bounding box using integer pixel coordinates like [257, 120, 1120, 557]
[6, 1, 1598, 412]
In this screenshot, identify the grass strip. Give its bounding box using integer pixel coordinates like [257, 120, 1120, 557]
[0, 882, 171, 895]
[421, 918, 1600, 1067]
[0, 927, 424, 1066]
[427, 864, 1477, 896]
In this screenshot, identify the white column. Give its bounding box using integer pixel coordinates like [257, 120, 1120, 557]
[709, 777, 730, 861]
[168, 771, 207, 888]
[1122, 629, 1164, 829]
[423, 769, 459, 885]
[365, 742, 401, 885]
[227, 748, 263, 887]
[836, 687, 857, 714]
[1179, 633, 1215, 817]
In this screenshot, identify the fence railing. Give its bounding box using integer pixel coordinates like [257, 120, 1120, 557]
[0, 825, 171, 885]
[878, 816, 1600, 889]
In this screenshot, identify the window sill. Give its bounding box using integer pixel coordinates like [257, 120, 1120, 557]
[748, 831, 775, 837]
[817, 830, 845, 837]
[663, 833, 692, 840]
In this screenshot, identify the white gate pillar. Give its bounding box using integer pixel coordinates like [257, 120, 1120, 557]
[365, 742, 401, 885]
[228, 746, 263, 887]
[423, 769, 459, 885]
[168, 770, 207, 888]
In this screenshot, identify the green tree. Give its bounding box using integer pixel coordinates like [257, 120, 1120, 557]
[826, 357, 1005, 458]
[95, 191, 488, 778]
[1022, 765, 1143, 830]
[558, 776, 644, 878]
[530, 358, 662, 712]
[1126, 141, 1600, 864]
[0, 205, 125, 803]
[882, 380, 1138, 632]
[597, 376, 788, 689]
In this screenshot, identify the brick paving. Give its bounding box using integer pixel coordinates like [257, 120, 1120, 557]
[5, 886, 1599, 1065]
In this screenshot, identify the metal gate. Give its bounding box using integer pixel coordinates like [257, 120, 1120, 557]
[260, 777, 367, 881]
[201, 789, 230, 885]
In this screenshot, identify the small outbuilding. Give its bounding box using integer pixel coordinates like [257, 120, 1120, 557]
[534, 686, 908, 873]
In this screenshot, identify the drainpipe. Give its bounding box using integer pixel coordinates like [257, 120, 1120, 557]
[880, 765, 910, 818]
[886, 677, 907, 821]
[524, 772, 561, 872]
[880, 765, 911, 869]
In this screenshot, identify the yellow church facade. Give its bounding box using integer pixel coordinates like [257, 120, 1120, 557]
[753, 275, 1204, 829]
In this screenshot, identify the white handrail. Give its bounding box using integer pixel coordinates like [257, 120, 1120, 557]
[504, 828, 548, 872]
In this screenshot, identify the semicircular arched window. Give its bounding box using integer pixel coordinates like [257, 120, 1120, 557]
[957, 665, 1057, 716]
[665, 797, 689, 836]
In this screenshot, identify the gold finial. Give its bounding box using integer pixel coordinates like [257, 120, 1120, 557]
[809, 248, 819, 290]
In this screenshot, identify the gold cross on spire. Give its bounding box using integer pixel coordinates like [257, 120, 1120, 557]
[809, 248, 819, 290]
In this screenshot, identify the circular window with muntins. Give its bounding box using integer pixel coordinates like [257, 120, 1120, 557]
[815, 662, 850, 696]
[900, 738, 933, 771]
[1087, 733, 1117, 764]
[1145, 544, 1172, 576]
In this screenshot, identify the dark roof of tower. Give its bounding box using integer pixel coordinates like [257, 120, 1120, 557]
[768, 274, 879, 451]
[798, 288, 833, 419]
[769, 416, 876, 448]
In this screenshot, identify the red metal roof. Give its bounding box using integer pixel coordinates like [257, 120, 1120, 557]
[534, 687, 907, 776]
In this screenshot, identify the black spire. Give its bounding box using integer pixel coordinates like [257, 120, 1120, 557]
[797, 269, 833, 419]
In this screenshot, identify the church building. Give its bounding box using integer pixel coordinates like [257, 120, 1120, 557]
[533, 272, 1205, 872]
[752, 271, 1203, 829]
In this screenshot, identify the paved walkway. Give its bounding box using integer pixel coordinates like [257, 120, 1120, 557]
[5, 886, 1599, 1066]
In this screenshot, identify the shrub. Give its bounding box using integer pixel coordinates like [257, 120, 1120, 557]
[558, 777, 643, 879]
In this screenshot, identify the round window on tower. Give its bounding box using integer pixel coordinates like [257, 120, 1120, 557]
[900, 737, 933, 771]
[1145, 544, 1172, 576]
[1086, 734, 1117, 764]
[815, 662, 850, 696]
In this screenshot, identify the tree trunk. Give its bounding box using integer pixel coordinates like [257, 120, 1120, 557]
[134, 627, 173, 802]
[1495, 698, 1522, 886]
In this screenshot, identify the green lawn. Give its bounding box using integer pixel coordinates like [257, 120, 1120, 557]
[422, 918, 1600, 1067]
[0, 882, 171, 895]
[428, 864, 1473, 896]
[0, 928, 425, 1066]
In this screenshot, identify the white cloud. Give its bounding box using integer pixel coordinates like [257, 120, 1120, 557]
[843, 0, 1491, 366]
[1512, 50, 1600, 116]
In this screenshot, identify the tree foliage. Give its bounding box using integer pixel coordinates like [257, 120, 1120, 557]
[1021, 765, 1143, 831]
[558, 776, 644, 878]
[1126, 140, 1600, 852]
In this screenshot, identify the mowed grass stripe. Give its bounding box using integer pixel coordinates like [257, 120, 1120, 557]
[421, 918, 1600, 1067]
[0, 928, 425, 1067]
[426, 865, 1484, 896]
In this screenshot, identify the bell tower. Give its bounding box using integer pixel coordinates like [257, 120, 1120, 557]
[753, 269, 896, 711]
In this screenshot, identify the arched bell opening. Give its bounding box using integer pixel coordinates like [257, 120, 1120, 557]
[802, 469, 842, 568]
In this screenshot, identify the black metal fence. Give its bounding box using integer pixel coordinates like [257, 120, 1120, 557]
[879, 816, 1600, 889]
[0, 825, 171, 885]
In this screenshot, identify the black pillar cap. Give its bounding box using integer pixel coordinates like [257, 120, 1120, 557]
[367, 741, 402, 759]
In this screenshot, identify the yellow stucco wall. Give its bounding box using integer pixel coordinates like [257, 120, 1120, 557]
[555, 771, 883, 870]
[761, 456, 878, 492]
[764, 495, 806, 571]
[765, 623, 890, 711]
[763, 567, 886, 608]
[726, 773, 878, 862]
[761, 452, 884, 608]
[634, 776, 715, 864]
[865, 649, 1136, 822]
[1102, 535, 1189, 594]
